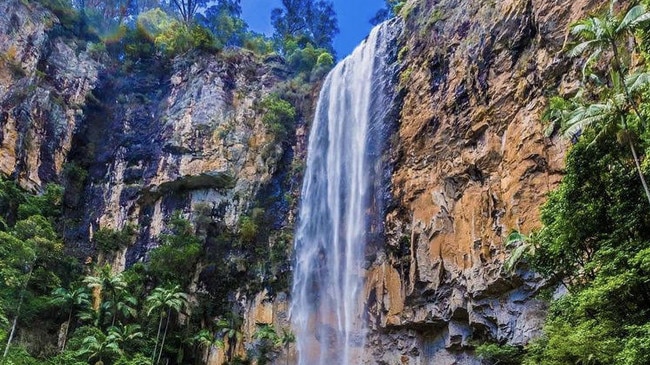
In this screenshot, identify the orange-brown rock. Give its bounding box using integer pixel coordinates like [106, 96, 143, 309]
[364, 0, 604, 363]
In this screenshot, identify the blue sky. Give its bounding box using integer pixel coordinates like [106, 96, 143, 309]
[241, 0, 386, 57]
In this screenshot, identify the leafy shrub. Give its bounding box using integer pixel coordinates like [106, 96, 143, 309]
[316, 52, 334, 67]
[261, 95, 296, 144]
[239, 216, 258, 244]
[93, 225, 136, 252]
[476, 342, 523, 365]
[136, 8, 218, 58]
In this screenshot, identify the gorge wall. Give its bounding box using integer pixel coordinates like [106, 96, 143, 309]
[364, 0, 601, 363]
[0, 1, 299, 361]
[0, 0, 606, 363]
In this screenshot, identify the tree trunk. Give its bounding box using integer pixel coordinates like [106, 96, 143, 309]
[2, 264, 34, 360]
[152, 313, 164, 363]
[111, 289, 117, 328]
[157, 307, 172, 364]
[3, 314, 19, 360]
[61, 309, 73, 351]
[628, 138, 650, 205]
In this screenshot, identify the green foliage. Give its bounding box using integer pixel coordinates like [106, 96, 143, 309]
[271, 0, 339, 54]
[146, 285, 188, 364]
[239, 216, 258, 244]
[476, 342, 523, 365]
[261, 95, 297, 144]
[93, 225, 136, 253]
[192, 329, 224, 349]
[509, 4, 650, 364]
[136, 9, 218, 58]
[243, 35, 274, 55]
[36, 0, 81, 32]
[114, 352, 153, 365]
[148, 213, 201, 287]
[503, 230, 537, 274]
[197, 1, 247, 48]
[1, 346, 41, 365]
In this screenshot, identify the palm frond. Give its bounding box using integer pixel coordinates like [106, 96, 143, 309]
[581, 48, 602, 78]
[571, 18, 597, 38]
[568, 39, 601, 58]
[563, 103, 612, 138]
[503, 231, 536, 273]
[626, 71, 650, 94]
[617, 4, 650, 32]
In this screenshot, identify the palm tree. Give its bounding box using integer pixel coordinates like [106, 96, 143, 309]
[107, 323, 144, 352]
[78, 332, 122, 364]
[146, 285, 188, 364]
[569, 1, 650, 126]
[277, 328, 295, 365]
[192, 329, 224, 363]
[50, 286, 91, 351]
[105, 291, 138, 327]
[567, 1, 650, 205]
[215, 313, 243, 361]
[83, 267, 128, 328]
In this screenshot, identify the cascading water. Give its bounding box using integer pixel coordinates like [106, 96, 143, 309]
[291, 21, 398, 365]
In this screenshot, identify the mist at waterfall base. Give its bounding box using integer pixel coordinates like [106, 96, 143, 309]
[290, 21, 398, 364]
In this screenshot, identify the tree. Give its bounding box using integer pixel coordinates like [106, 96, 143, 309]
[83, 267, 130, 328]
[249, 324, 280, 365]
[370, 0, 404, 25]
[566, 2, 650, 205]
[148, 213, 201, 287]
[78, 331, 122, 364]
[146, 285, 188, 364]
[0, 232, 35, 361]
[215, 313, 243, 361]
[50, 286, 91, 351]
[107, 324, 144, 351]
[271, 0, 339, 54]
[192, 329, 224, 363]
[278, 328, 295, 365]
[164, 0, 208, 24]
[196, 0, 247, 48]
[1, 215, 63, 360]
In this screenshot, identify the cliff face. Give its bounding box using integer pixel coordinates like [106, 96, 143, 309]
[0, 0, 608, 363]
[365, 0, 600, 363]
[67, 51, 291, 265]
[0, 0, 100, 191]
[0, 0, 294, 259]
[0, 2, 297, 360]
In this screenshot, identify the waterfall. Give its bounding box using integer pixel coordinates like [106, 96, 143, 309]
[291, 21, 398, 365]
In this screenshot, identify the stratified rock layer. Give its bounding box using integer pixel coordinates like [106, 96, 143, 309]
[364, 0, 601, 363]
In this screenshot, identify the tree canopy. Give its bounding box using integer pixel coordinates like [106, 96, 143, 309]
[271, 0, 339, 54]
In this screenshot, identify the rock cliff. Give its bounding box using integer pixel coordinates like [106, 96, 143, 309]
[0, 0, 609, 363]
[0, 0, 100, 191]
[364, 0, 601, 363]
[0, 1, 298, 361]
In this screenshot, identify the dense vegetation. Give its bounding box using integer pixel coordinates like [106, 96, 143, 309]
[34, 0, 337, 79]
[480, 1, 650, 364]
[0, 178, 295, 365]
